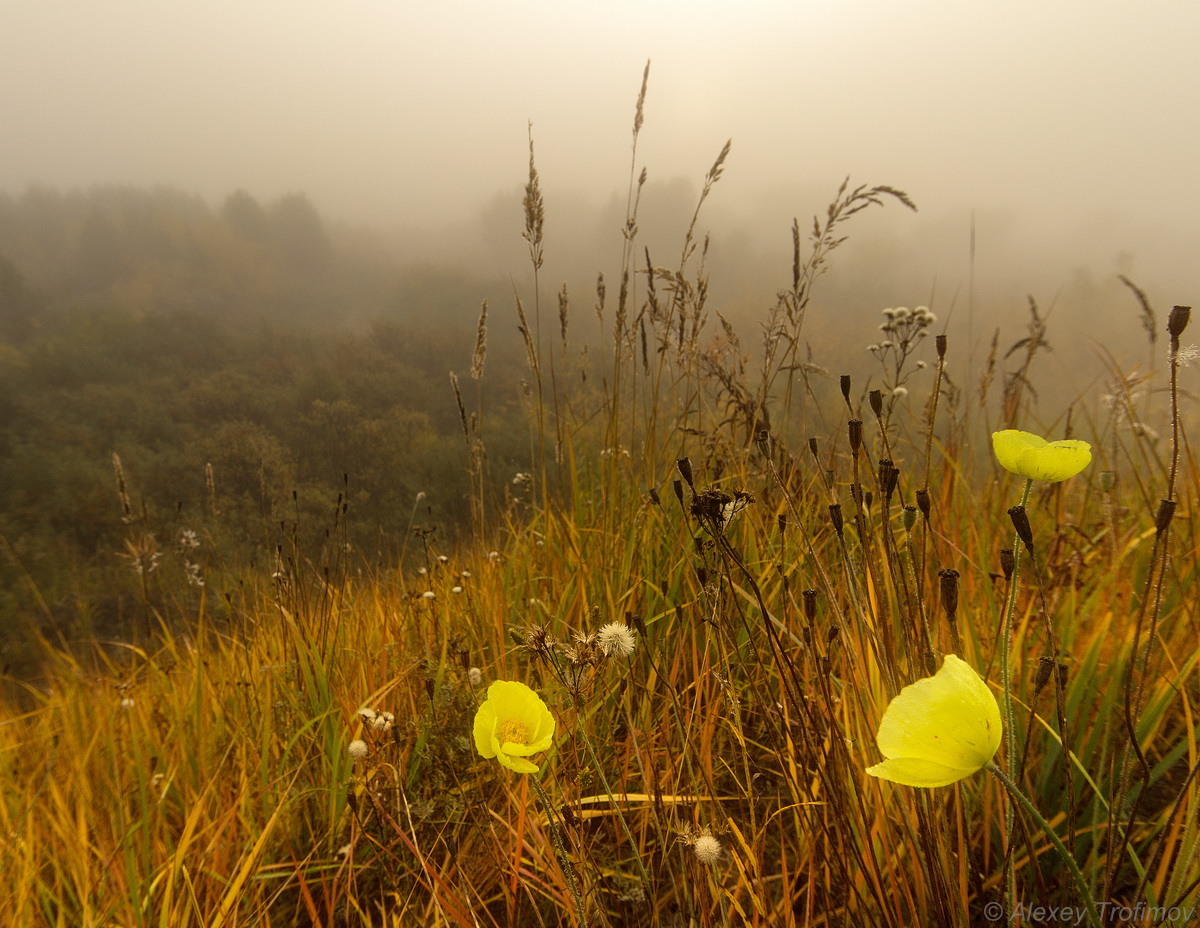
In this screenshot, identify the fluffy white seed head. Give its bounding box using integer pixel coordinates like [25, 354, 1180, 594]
[598, 622, 637, 657]
[694, 834, 722, 864]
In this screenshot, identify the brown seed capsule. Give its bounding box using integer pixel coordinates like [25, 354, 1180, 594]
[848, 420, 863, 455]
[935, 334, 947, 359]
[677, 457, 694, 488]
[1155, 498, 1177, 536]
[1000, 549, 1015, 582]
[802, 589, 818, 622]
[915, 488, 931, 521]
[828, 503, 844, 536]
[1034, 657, 1054, 693]
[840, 374, 852, 406]
[938, 568, 959, 617]
[878, 459, 899, 500]
[1168, 305, 1191, 340]
[869, 389, 883, 418]
[1008, 505, 1034, 553]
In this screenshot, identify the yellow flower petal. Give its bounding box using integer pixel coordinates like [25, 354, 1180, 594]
[867, 654, 1001, 788]
[992, 430, 1092, 483]
[473, 680, 556, 775]
[866, 757, 980, 789]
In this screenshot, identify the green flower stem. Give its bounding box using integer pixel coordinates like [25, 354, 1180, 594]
[999, 476, 1032, 924]
[543, 648, 651, 891]
[986, 762, 1101, 928]
[571, 712, 653, 890]
[529, 773, 589, 928]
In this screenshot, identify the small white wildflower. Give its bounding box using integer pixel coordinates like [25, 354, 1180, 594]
[359, 707, 377, 721]
[451, 586, 463, 594]
[598, 622, 637, 657]
[915, 360, 927, 370]
[892, 387, 909, 398]
[893, 306, 911, 320]
[487, 551, 500, 562]
[882, 307, 896, 318]
[421, 591, 436, 600]
[693, 833, 722, 865]
[438, 555, 449, 563]
[415, 491, 427, 503]
[867, 344, 880, 352]
[460, 570, 471, 578]
[370, 713, 393, 732]
[178, 529, 200, 550]
[119, 697, 136, 709]
[418, 566, 428, 575]
[880, 340, 894, 350]
[467, 667, 483, 687]
[336, 843, 353, 859]
[348, 739, 369, 760]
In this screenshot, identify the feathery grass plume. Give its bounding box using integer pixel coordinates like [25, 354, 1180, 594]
[522, 126, 545, 272]
[557, 284, 568, 349]
[470, 299, 488, 380]
[513, 290, 540, 379]
[1120, 273, 1156, 352]
[1000, 296, 1052, 427]
[112, 452, 133, 523]
[448, 371, 469, 442]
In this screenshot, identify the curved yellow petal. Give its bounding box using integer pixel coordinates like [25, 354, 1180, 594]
[472, 700, 499, 759]
[866, 757, 979, 788]
[495, 752, 540, 774]
[992, 430, 1091, 482]
[868, 655, 1001, 788]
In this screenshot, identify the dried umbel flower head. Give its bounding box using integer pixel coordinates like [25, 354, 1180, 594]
[597, 622, 637, 657]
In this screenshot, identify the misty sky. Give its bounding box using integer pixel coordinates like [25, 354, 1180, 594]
[3, 1, 1198, 320]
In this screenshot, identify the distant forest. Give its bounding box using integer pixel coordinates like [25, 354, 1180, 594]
[0, 186, 532, 671]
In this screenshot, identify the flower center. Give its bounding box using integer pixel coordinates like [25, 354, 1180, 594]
[498, 718, 529, 745]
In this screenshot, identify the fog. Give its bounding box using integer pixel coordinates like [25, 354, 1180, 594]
[3, 0, 1198, 385]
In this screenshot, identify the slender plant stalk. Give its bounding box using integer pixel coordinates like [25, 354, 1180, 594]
[530, 774, 589, 928]
[987, 762, 1101, 928]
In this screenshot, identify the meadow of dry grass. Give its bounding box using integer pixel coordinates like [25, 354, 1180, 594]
[1, 82, 1197, 927]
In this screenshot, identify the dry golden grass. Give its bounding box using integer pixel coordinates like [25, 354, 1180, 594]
[0, 76, 1197, 928]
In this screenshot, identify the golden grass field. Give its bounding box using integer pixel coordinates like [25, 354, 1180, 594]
[1, 83, 1196, 927]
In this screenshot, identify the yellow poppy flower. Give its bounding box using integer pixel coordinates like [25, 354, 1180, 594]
[992, 429, 1092, 483]
[866, 654, 1002, 788]
[473, 680, 556, 774]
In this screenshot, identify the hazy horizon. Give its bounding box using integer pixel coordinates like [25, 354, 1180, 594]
[3, 0, 1198, 362]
